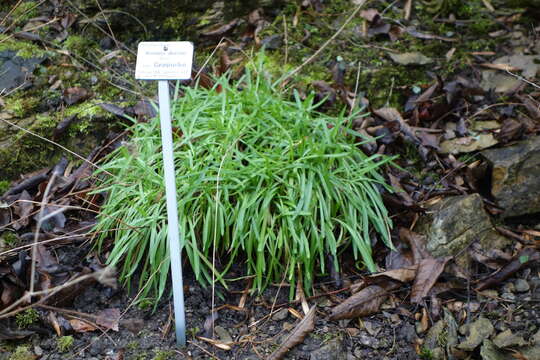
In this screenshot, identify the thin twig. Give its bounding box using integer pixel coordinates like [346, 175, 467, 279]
[278, 0, 368, 84]
[29, 170, 59, 294]
[0, 0, 24, 27]
[505, 69, 540, 89]
[93, 0, 120, 50]
[283, 15, 288, 66]
[0, 267, 114, 318]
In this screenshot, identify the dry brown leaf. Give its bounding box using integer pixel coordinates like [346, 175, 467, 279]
[411, 257, 451, 303]
[63, 87, 90, 105]
[201, 19, 239, 37]
[517, 95, 540, 120]
[479, 63, 520, 72]
[268, 306, 317, 360]
[420, 308, 429, 333]
[359, 8, 379, 22]
[476, 248, 540, 291]
[404, 0, 412, 20]
[69, 319, 97, 332]
[399, 228, 430, 264]
[370, 265, 418, 283]
[95, 308, 120, 331]
[387, 174, 414, 207]
[197, 336, 232, 350]
[329, 282, 400, 320]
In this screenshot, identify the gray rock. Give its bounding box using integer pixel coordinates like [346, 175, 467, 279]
[310, 336, 347, 360]
[398, 322, 417, 342]
[0, 50, 45, 93]
[457, 317, 494, 351]
[480, 340, 508, 360]
[425, 320, 446, 350]
[501, 292, 516, 301]
[431, 347, 445, 360]
[358, 333, 380, 349]
[271, 308, 289, 321]
[482, 136, 540, 218]
[214, 326, 233, 344]
[521, 345, 540, 360]
[493, 329, 527, 348]
[417, 194, 509, 272]
[261, 34, 283, 50]
[514, 279, 530, 293]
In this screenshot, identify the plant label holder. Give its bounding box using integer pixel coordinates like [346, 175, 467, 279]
[135, 41, 194, 347]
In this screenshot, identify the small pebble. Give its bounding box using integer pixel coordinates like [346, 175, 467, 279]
[271, 308, 289, 321]
[501, 292, 516, 301]
[515, 279, 530, 293]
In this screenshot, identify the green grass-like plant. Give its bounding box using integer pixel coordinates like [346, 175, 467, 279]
[94, 62, 394, 302]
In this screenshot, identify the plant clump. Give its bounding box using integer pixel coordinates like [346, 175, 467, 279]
[8, 346, 34, 360]
[56, 336, 74, 353]
[94, 60, 394, 302]
[15, 308, 39, 329]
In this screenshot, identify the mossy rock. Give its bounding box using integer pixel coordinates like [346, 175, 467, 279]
[0, 103, 114, 180]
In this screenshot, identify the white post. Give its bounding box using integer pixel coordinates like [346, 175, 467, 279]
[158, 80, 186, 346]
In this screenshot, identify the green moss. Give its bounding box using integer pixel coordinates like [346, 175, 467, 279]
[4, 97, 40, 118]
[0, 34, 46, 59]
[56, 336, 74, 353]
[152, 350, 174, 360]
[126, 341, 139, 351]
[64, 101, 115, 120]
[15, 309, 39, 329]
[364, 65, 428, 108]
[0, 180, 10, 194]
[0, 113, 61, 179]
[8, 345, 34, 360]
[419, 346, 434, 359]
[11, 1, 39, 22]
[1, 231, 19, 248]
[63, 35, 97, 58]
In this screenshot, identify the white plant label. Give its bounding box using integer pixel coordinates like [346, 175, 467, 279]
[134, 41, 193, 347]
[135, 41, 193, 80]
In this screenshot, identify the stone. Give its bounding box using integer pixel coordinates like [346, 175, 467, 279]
[480, 340, 508, 360]
[424, 320, 446, 350]
[431, 347, 445, 360]
[514, 279, 530, 293]
[358, 333, 380, 349]
[0, 50, 45, 93]
[520, 332, 540, 360]
[260, 34, 283, 50]
[214, 326, 233, 343]
[521, 345, 540, 360]
[457, 317, 494, 351]
[309, 336, 347, 360]
[271, 308, 289, 321]
[482, 136, 540, 218]
[493, 329, 527, 348]
[398, 322, 416, 342]
[417, 194, 509, 272]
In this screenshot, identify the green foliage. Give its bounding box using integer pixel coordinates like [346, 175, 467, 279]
[8, 346, 34, 360]
[10, 1, 39, 23]
[94, 60, 394, 303]
[153, 350, 174, 360]
[15, 309, 39, 329]
[0, 180, 10, 195]
[419, 346, 434, 359]
[57, 336, 74, 353]
[63, 35, 97, 58]
[1, 231, 19, 248]
[0, 34, 46, 59]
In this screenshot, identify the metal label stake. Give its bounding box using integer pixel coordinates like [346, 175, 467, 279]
[135, 41, 194, 347]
